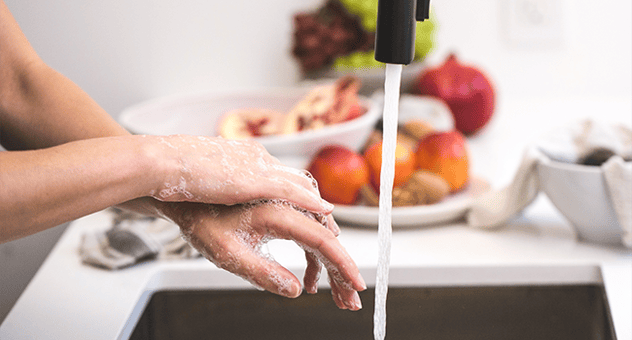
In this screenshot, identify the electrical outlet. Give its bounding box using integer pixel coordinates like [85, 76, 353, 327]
[501, 0, 564, 48]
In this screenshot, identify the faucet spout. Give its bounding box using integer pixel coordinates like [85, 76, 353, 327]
[374, 0, 431, 65]
[416, 0, 431, 21]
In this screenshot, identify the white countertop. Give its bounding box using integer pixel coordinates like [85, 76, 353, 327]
[2, 96, 631, 339]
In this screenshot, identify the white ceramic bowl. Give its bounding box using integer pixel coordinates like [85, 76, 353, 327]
[119, 87, 381, 169]
[537, 159, 625, 245]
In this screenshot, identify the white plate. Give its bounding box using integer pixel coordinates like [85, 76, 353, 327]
[333, 176, 490, 228]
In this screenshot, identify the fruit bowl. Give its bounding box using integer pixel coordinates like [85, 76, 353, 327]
[333, 176, 490, 228]
[119, 86, 381, 169]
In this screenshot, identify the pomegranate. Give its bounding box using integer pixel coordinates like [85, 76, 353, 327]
[415, 53, 495, 135]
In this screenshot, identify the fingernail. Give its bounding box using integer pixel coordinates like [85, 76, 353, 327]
[357, 274, 367, 291]
[306, 284, 318, 294]
[332, 219, 341, 236]
[326, 218, 340, 237]
[336, 292, 349, 310]
[289, 282, 302, 298]
[321, 199, 335, 212]
[351, 291, 363, 310]
[278, 281, 301, 298]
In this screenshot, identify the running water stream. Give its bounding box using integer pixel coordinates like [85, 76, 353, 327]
[373, 63, 403, 340]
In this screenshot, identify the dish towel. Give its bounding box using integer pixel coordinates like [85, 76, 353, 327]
[603, 157, 632, 247]
[466, 119, 632, 248]
[466, 146, 544, 230]
[79, 209, 200, 270]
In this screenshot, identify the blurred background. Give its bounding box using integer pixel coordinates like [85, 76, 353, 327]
[1, 0, 630, 322]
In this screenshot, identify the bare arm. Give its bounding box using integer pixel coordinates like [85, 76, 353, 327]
[0, 1, 331, 240]
[0, 0, 164, 240]
[0, 133, 335, 242]
[0, 1, 365, 305]
[0, 0, 128, 150]
[0, 136, 164, 242]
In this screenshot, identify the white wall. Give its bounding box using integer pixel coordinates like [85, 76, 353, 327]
[426, 0, 632, 100]
[2, 0, 630, 323]
[5, 0, 323, 118]
[5, 0, 630, 120]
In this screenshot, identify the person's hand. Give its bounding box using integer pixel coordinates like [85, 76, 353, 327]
[150, 135, 334, 214]
[162, 200, 366, 310]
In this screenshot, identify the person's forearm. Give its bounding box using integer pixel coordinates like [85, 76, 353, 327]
[0, 58, 130, 150]
[1, 0, 330, 236]
[0, 53, 167, 226]
[1, 0, 129, 150]
[1, 0, 169, 223]
[0, 135, 170, 243]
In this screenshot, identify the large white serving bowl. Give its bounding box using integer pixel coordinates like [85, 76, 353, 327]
[119, 86, 382, 169]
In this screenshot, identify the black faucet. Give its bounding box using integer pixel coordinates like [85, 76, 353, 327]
[374, 0, 431, 65]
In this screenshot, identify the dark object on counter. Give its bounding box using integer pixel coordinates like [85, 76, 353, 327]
[580, 148, 616, 166]
[374, 118, 383, 131]
[130, 285, 615, 340]
[374, 0, 430, 64]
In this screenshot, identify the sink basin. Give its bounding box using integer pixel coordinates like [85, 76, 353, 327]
[128, 266, 616, 340]
[130, 285, 614, 340]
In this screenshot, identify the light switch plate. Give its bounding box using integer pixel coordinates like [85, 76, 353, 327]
[501, 0, 564, 48]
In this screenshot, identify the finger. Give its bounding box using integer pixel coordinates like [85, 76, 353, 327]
[246, 177, 334, 215]
[272, 165, 320, 194]
[329, 275, 347, 309]
[291, 222, 364, 291]
[325, 214, 341, 236]
[329, 275, 363, 311]
[269, 165, 319, 192]
[247, 256, 303, 298]
[258, 206, 366, 292]
[303, 251, 322, 294]
[271, 165, 335, 214]
[216, 238, 303, 299]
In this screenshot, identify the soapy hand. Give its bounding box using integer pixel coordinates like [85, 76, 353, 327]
[163, 200, 366, 310]
[151, 135, 334, 214]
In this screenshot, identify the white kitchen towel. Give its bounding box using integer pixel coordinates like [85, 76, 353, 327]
[80, 210, 200, 270]
[466, 147, 543, 229]
[466, 119, 632, 248]
[603, 156, 632, 248]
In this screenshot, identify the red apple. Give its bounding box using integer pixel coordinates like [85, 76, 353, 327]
[363, 140, 416, 192]
[415, 53, 495, 135]
[415, 130, 469, 192]
[307, 145, 370, 205]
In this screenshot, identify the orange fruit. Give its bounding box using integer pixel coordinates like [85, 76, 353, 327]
[363, 140, 416, 192]
[307, 145, 370, 205]
[415, 130, 469, 192]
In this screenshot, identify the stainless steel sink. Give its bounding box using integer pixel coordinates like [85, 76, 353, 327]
[129, 283, 615, 340]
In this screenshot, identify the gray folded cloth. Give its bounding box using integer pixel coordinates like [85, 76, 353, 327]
[79, 209, 200, 270]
